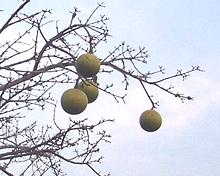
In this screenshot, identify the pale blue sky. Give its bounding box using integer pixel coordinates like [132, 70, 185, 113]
[1, 1, 220, 176]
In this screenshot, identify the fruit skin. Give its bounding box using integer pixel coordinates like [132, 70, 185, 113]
[76, 53, 100, 77]
[139, 110, 162, 132]
[75, 80, 99, 103]
[61, 88, 88, 115]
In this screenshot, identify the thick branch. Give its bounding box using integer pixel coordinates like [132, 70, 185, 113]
[0, 166, 13, 176]
[0, 62, 74, 91]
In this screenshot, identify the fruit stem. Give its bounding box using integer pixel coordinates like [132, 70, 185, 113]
[139, 80, 156, 109]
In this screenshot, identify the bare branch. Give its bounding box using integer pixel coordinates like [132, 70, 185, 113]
[0, 0, 30, 33]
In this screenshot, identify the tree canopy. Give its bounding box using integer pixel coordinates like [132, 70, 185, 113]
[0, 1, 202, 175]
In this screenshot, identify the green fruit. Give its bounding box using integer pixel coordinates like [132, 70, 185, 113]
[76, 53, 100, 77]
[139, 110, 162, 132]
[61, 88, 88, 115]
[76, 80, 99, 103]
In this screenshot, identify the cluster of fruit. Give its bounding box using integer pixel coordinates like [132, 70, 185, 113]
[61, 53, 100, 115]
[60, 53, 162, 132]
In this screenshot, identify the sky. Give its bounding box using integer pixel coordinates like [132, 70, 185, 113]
[1, 0, 220, 176]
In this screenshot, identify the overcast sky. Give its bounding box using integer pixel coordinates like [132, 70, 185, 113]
[1, 0, 220, 176]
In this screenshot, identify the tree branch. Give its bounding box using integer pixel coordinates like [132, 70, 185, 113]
[0, 0, 30, 34]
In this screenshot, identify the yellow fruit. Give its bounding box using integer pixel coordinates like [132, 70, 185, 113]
[139, 110, 162, 132]
[76, 53, 100, 77]
[61, 88, 88, 115]
[75, 80, 99, 103]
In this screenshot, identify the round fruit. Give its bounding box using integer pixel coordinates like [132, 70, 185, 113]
[75, 53, 100, 77]
[139, 110, 162, 132]
[61, 88, 88, 115]
[75, 80, 99, 103]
